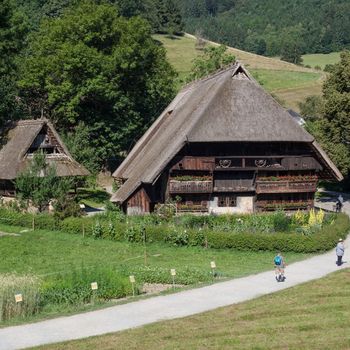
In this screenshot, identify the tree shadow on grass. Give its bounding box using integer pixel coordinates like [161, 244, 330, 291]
[76, 188, 111, 207]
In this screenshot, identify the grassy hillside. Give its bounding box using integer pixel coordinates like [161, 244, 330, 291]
[39, 269, 350, 350]
[154, 34, 324, 112]
[302, 52, 341, 69]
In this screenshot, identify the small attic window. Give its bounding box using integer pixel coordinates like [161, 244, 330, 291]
[27, 131, 61, 156]
[232, 67, 249, 80]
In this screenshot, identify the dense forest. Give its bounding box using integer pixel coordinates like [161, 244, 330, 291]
[179, 0, 350, 57]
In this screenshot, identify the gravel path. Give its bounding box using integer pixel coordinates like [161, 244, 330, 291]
[0, 196, 348, 350]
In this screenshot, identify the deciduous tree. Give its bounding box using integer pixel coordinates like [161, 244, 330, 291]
[18, 0, 176, 169]
[186, 45, 235, 82]
[306, 51, 350, 176]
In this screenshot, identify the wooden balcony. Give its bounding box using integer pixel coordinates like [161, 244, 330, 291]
[256, 180, 317, 194]
[177, 202, 209, 213]
[256, 200, 313, 211]
[214, 185, 255, 192]
[169, 180, 213, 194]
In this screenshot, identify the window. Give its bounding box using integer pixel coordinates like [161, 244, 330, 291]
[218, 197, 226, 207]
[218, 196, 237, 207]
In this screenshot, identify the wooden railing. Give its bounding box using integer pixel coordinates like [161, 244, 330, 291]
[177, 202, 208, 213]
[169, 180, 213, 194]
[256, 200, 313, 211]
[0, 189, 16, 197]
[214, 185, 255, 192]
[256, 180, 317, 194]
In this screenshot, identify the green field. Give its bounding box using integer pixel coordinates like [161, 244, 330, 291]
[0, 224, 310, 279]
[302, 52, 341, 69]
[153, 34, 200, 82]
[38, 269, 350, 350]
[154, 34, 324, 111]
[0, 223, 312, 324]
[251, 69, 321, 91]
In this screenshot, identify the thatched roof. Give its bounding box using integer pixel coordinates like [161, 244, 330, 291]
[0, 119, 90, 180]
[112, 63, 342, 203]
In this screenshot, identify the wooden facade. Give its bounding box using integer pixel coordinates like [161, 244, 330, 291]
[126, 188, 151, 215]
[161, 142, 322, 213]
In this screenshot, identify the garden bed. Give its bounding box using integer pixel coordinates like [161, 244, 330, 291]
[0, 208, 348, 253]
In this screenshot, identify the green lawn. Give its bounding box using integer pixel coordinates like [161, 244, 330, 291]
[250, 69, 322, 92]
[75, 187, 110, 208]
[0, 224, 311, 279]
[302, 52, 341, 69]
[37, 269, 350, 350]
[153, 34, 201, 82]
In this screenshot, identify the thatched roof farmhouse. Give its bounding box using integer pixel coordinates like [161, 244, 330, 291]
[112, 63, 342, 214]
[0, 119, 89, 196]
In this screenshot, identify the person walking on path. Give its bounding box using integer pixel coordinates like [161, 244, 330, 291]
[336, 194, 344, 212]
[336, 238, 345, 266]
[274, 252, 286, 282]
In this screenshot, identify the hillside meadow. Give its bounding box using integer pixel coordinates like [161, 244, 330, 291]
[33, 268, 350, 350]
[302, 52, 341, 69]
[154, 34, 325, 111]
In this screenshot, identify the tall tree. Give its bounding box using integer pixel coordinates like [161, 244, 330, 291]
[18, 0, 176, 169]
[306, 51, 350, 175]
[155, 0, 184, 35]
[0, 0, 28, 126]
[112, 0, 159, 30]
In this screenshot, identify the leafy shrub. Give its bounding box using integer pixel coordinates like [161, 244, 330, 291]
[92, 221, 103, 239]
[188, 229, 205, 246]
[61, 216, 93, 235]
[106, 222, 115, 238]
[124, 225, 144, 243]
[272, 211, 291, 232]
[204, 214, 350, 253]
[165, 228, 189, 246]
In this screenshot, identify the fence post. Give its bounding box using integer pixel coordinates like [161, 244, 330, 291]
[32, 215, 35, 231]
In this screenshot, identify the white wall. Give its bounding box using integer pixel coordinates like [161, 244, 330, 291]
[209, 196, 254, 214]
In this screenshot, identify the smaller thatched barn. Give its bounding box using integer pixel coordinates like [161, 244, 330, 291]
[0, 119, 90, 196]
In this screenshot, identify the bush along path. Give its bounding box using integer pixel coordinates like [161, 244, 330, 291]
[0, 210, 349, 349]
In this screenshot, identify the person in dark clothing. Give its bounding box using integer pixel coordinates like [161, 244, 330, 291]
[336, 238, 345, 266]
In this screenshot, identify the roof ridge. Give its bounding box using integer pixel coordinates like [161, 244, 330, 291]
[180, 61, 240, 91]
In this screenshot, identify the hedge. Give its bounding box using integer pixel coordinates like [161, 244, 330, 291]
[0, 208, 348, 253]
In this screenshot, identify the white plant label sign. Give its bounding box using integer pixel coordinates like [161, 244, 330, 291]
[129, 275, 135, 283]
[211, 261, 216, 269]
[170, 269, 176, 276]
[15, 294, 23, 303]
[91, 282, 98, 290]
